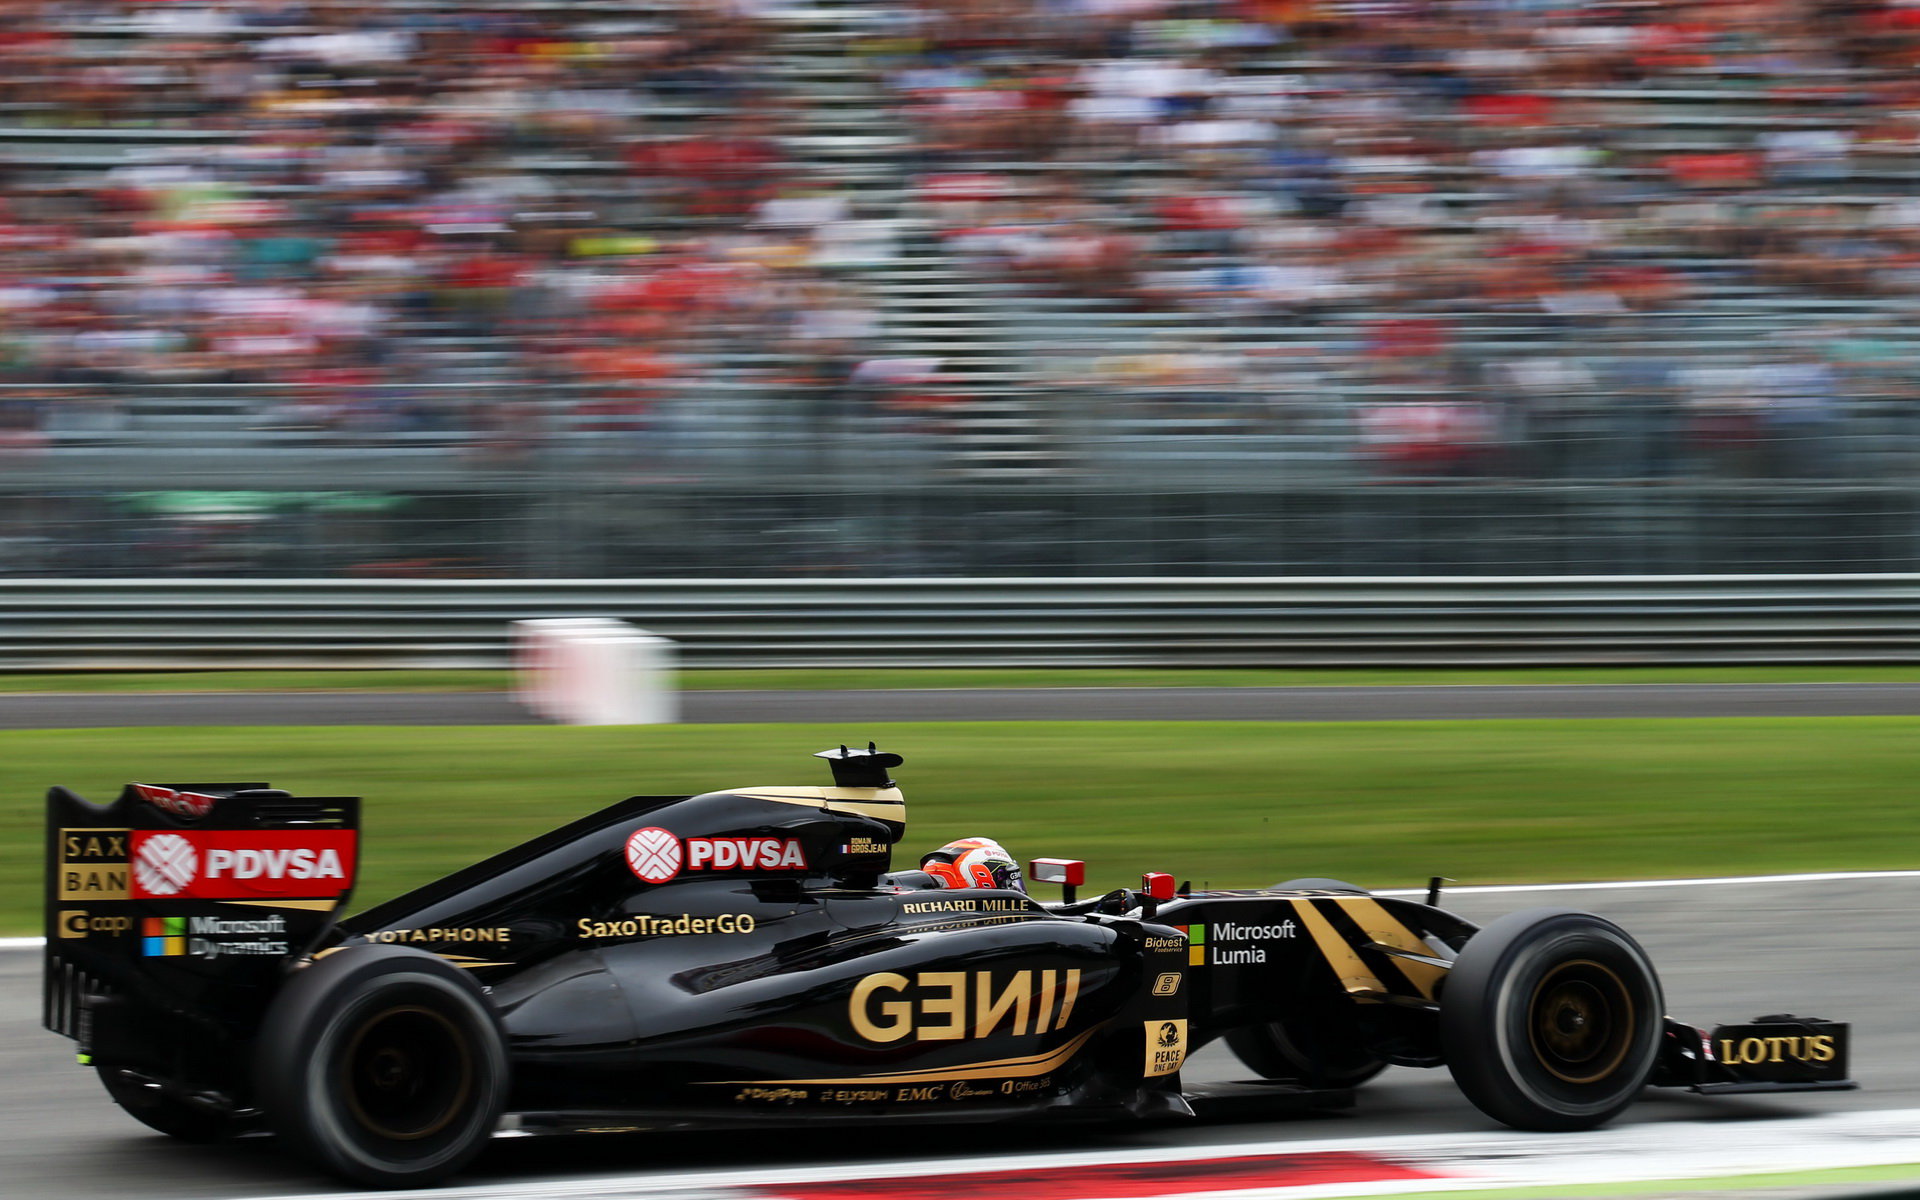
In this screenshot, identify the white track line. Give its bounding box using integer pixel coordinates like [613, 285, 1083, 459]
[7, 869, 1920, 953]
[1373, 868, 1920, 897]
[254, 1109, 1920, 1200]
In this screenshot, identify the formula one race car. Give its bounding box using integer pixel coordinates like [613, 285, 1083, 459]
[44, 747, 1853, 1188]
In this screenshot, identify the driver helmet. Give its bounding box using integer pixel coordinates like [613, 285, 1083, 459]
[920, 837, 1024, 892]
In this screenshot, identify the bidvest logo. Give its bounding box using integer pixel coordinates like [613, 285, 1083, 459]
[624, 827, 810, 884]
[128, 830, 356, 900]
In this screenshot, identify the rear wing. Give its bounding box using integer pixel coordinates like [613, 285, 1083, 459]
[45, 782, 359, 1051]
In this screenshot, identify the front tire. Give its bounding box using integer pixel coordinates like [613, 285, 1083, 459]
[1440, 908, 1663, 1131]
[254, 946, 509, 1188]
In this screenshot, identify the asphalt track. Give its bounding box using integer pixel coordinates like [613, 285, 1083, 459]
[7, 682, 1920, 726]
[6, 875, 1914, 1200]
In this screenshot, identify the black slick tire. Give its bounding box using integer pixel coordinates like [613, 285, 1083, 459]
[1440, 908, 1663, 1131]
[1225, 877, 1386, 1088]
[253, 945, 509, 1188]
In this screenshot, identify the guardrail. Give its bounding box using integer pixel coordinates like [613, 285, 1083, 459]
[6, 576, 1920, 668]
[5, 381, 1920, 488]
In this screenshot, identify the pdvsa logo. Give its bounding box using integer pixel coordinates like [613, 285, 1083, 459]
[134, 833, 198, 897]
[128, 831, 355, 900]
[208, 846, 346, 882]
[689, 837, 808, 871]
[625, 828, 682, 883]
[623, 827, 809, 884]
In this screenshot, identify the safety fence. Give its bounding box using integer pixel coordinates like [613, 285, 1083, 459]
[7, 576, 1920, 669]
[2, 381, 1919, 487]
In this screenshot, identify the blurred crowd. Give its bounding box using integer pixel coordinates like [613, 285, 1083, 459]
[0, 0, 1914, 476]
[0, 0, 912, 445]
[889, 0, 1920, 478]
[902, 0, 1920, 316]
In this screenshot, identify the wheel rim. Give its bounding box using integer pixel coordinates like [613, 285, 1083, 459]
[338, 1004, 475, 1142]
[1526, 959, 1634, 1085]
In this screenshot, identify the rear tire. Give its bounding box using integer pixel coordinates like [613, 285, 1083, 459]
[1440, 908, 1663, 1131]
[1226, 877, 1386, 1088]
[254, 946, 509, 1188]
[98, 1067, 234, 1142]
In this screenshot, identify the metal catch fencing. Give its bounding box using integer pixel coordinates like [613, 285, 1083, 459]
[7, 576, 1920, 669]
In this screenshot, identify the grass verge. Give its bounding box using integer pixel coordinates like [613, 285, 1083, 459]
[1354, 1162, 1920, 1200]
[10, 665, 1920, 693]
[14, 717, 1920, 936]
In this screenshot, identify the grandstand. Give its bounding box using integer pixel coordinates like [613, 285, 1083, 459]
[1, 0, 1917, 576]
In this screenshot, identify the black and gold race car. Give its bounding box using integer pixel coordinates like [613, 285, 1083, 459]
[44, 746, 1853, 1188]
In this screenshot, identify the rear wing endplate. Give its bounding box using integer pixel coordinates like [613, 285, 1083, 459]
[45, 781, 359, 1044]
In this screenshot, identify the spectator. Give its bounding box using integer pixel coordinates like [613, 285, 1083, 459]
[0, 0, 1912, 491]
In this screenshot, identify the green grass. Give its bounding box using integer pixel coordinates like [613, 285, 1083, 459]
[15, 717, 1920, 937]
[1354, 1162, 1920, 1200]
[11, 664, 1920, 693]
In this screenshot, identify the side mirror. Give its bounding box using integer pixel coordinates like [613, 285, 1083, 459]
[1140, 872, 1176, 918]
[1029, 858, 1086, 904]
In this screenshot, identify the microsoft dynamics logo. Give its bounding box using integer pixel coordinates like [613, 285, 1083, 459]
[141, 916, 186, 956]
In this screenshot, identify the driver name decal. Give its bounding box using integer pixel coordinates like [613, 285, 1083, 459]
[625, 828, 809, 883]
